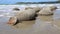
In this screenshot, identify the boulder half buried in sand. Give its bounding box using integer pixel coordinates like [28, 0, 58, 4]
[13, 7, 20, 11]
[7, 7, 40, 25]
[37, 6, 57, 16]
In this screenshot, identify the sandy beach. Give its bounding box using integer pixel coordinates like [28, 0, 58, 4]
[0, 4, 60, 34]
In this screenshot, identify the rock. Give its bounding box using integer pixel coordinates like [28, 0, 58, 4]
[37, 6, 57, 16]
[25, 7, 41, 11]
[7, 7, 40, 25]
[13, 7, 20, 11]
[48, 6, 57, 11]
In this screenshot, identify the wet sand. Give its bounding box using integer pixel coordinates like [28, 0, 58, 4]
[0, 8, 60, 34]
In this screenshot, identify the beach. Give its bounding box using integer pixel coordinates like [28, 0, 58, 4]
[0, 4, 60, 34]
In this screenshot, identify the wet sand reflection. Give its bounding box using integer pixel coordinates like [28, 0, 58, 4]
[12, 20, 35, 30]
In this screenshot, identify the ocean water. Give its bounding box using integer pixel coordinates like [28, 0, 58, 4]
[0, 4, 60, 34]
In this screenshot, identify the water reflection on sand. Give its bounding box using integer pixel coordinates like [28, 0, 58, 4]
[13, 20, 35, 30]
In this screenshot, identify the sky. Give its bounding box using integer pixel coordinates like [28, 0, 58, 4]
[0, 0, 58, 4]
